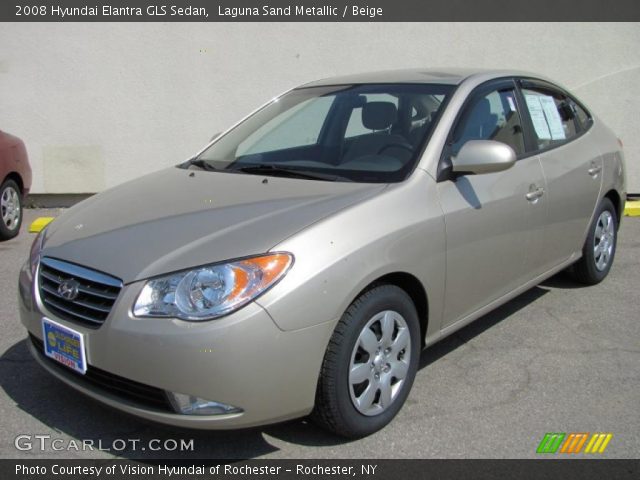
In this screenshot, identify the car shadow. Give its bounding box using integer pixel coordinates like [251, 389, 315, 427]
[454, 176, 482, 209]
[418, 284, 549, 370]
[1, 283, 554, 459]
[539, 270, 585, 290]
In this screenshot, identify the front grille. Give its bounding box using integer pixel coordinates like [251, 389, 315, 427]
[38, 257, 122, 328]
[30, 334, 174, 412]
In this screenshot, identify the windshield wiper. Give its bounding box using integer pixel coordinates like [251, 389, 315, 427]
[232, 164, 340, 181]
[180, 158, 217, 171]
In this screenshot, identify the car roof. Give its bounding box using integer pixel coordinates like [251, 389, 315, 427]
[299, 68, 538, 88]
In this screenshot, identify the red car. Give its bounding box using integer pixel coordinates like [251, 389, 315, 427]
[0, 130, 31, 240]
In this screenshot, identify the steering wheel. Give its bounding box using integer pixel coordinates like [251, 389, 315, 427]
[377, 143, 414, 155]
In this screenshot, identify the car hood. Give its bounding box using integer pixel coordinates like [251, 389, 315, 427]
[41, 167, 386, 283]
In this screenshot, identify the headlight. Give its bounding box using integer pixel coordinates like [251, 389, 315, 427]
[29, 228, 46, 277]
[133, 253, 293, 321]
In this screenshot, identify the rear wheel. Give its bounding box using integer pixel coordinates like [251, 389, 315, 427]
[312, 284, 420, 438]
[572, 197, 618, 285]
[0, 179, 22, 240]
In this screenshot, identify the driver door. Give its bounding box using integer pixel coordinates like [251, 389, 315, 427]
[437, 80, 548, 327]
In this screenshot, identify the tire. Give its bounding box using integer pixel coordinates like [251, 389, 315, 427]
[312, 284, 420, 438]
[572, 197, 618, 285]
[0, 179, 23, 241]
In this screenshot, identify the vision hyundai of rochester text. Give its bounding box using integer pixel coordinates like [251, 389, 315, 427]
[19, 69, 626, 437]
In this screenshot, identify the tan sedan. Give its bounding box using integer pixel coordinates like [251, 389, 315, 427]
[19, 69, 626, 437]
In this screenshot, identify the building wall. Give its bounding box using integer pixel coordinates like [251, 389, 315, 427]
[1, 22, 639, 193]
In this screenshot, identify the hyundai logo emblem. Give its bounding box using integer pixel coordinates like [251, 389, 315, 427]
[58, 279, 80, 301]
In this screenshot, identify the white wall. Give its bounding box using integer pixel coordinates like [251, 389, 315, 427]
[1, 22, 639, 193]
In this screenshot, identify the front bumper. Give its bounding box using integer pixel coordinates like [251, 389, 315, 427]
[18, 262, 336, 429]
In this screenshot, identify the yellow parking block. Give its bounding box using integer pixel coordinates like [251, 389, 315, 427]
[625, 201, 640, 217]
[28, 217, 55, 233]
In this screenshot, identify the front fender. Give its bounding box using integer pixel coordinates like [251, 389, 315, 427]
[257, 171, 446, 340]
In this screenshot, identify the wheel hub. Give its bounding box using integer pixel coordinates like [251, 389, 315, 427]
[371, 350, 390, 374]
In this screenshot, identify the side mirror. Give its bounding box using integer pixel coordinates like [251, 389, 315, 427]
[452, 140, 516, 175]
[210, 132, 221, 142]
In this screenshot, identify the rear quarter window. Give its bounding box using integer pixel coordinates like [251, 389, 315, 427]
[573, 101, 593, 131]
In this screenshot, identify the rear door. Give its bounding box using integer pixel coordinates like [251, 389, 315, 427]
[437, 79, 548, 327]
[517, 80, 602, 272]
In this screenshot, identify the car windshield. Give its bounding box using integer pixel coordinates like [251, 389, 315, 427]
[189, 83, 454, 183]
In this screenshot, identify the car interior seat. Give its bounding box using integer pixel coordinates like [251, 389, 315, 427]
[456, 97, 499, 148]
[342, 102, 412, 165]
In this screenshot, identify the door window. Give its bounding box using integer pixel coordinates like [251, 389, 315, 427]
[451, 88, 525, 156]
[521, 87, 583, 150]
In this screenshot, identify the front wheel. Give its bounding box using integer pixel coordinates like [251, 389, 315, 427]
[312, 284, 420, 438]
[572, 197, 618, 285]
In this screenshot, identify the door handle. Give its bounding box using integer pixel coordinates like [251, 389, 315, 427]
[525, 186, 545, 201]
[588, 165, 602, 176]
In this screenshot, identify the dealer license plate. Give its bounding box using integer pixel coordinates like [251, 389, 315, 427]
[41, 317, 87, 374]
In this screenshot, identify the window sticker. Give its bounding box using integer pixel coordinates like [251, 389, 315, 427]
[524, 94, 551, 140]
[538, 95, 566, 140]
[506, 95, 516, 112]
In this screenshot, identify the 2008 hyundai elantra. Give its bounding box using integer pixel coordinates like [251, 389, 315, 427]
[19, 69, 626, 437]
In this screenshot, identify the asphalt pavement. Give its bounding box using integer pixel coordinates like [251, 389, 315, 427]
[1, 209, 638, 459]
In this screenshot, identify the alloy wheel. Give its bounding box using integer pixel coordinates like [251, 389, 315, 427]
[1, 186, 20, 231]
[593, 210, 615, 272]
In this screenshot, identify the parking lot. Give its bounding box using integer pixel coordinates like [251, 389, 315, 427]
[1, 208, 638, 459]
